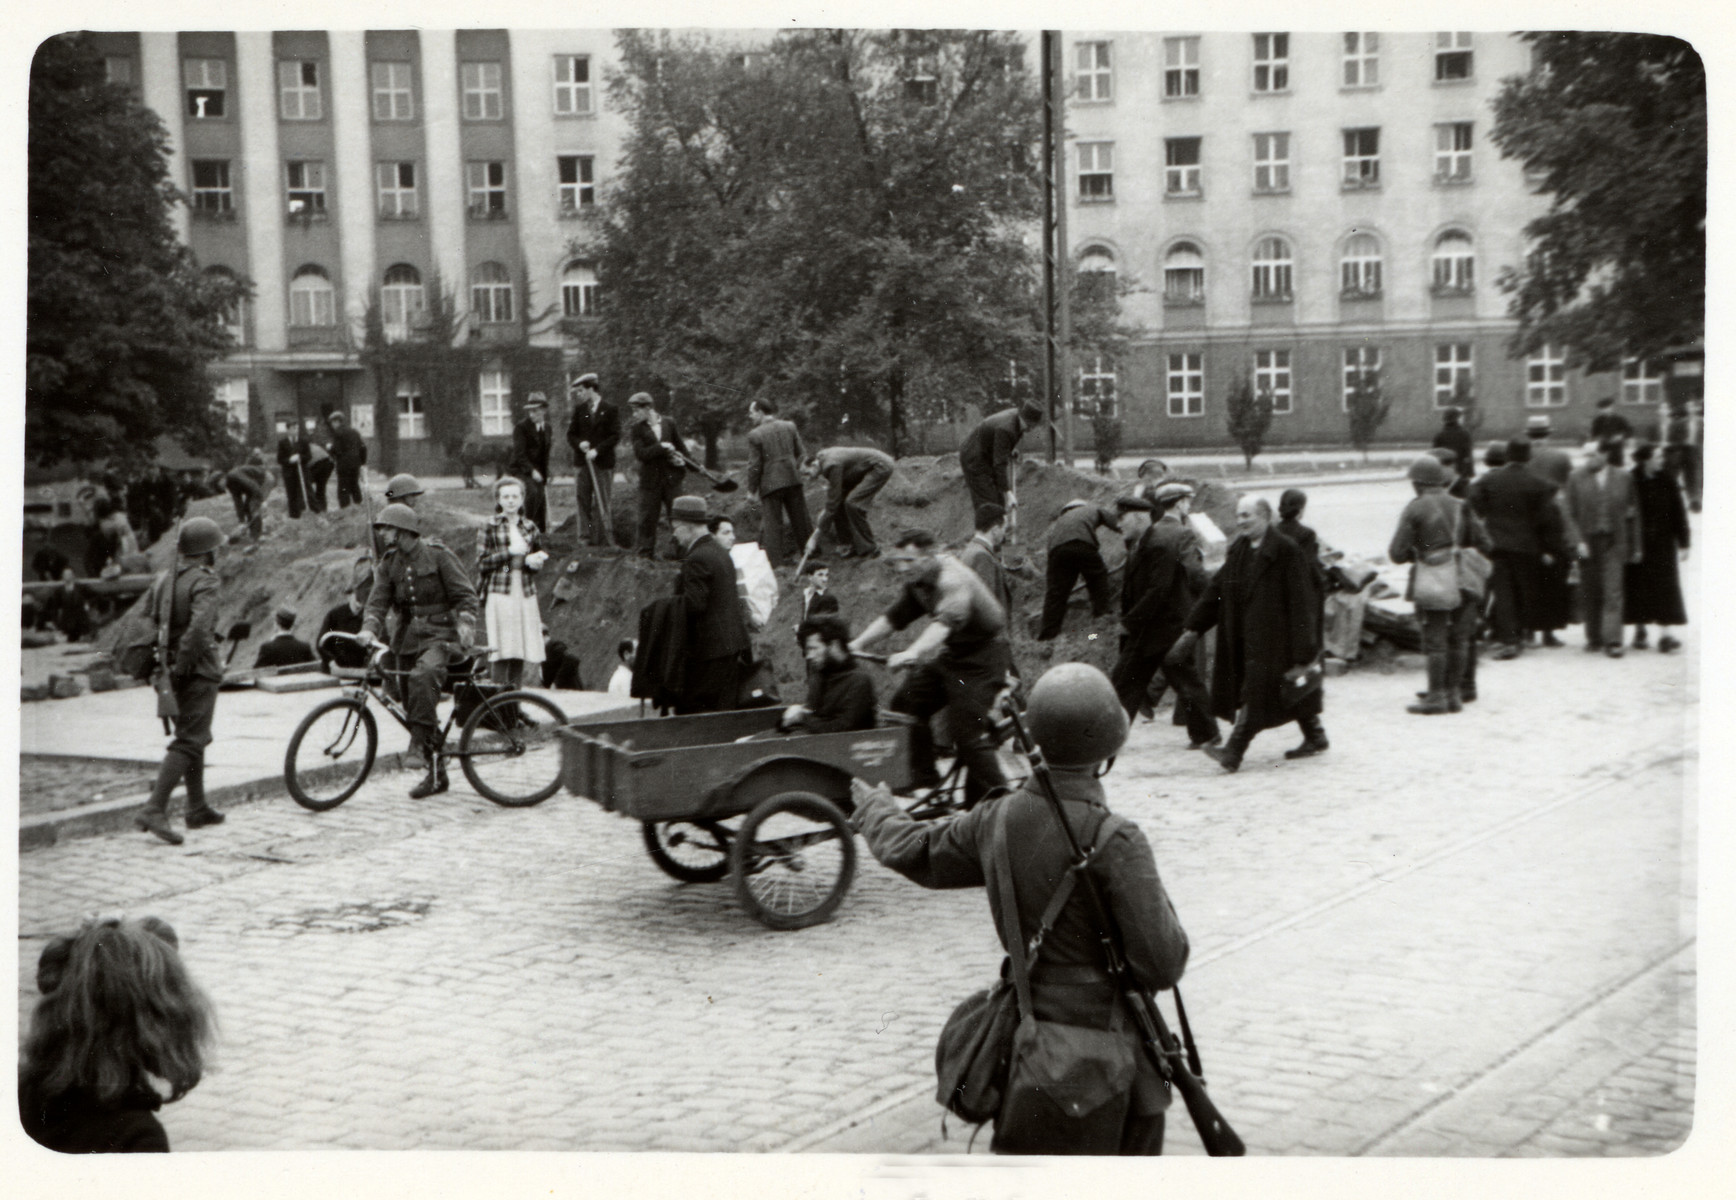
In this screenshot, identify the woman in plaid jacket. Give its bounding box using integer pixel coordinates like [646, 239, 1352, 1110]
[477, 476, 550, 687]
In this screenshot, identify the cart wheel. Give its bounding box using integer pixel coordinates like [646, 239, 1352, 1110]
[730, 791, 856, 931]
[284, 697, 377, 811]
[642, 820, 731, 883]
[458, 691, 568, 807]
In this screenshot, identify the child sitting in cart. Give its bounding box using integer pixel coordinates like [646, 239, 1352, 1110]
[781, 616, 877, 734]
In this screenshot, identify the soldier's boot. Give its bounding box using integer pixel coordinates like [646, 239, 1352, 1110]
[408, 737, 448, 799]
[183, 759, 226, 829]
[1407, 654, 1453, 714]
[135, 750, 188, 845]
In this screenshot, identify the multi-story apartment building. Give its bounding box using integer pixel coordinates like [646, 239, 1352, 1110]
[1061, 31, 1680, 448]
[86, 29, 1685, 469]
[88, 30, 626, 474]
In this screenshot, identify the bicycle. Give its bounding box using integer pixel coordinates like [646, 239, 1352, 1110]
[283, 632, 568, 811]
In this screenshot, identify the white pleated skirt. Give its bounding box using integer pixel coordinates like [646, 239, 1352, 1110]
[484, 569, 545, 663]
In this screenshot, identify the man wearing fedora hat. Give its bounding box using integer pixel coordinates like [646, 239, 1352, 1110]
[629, 392, 690, 560]
[566, 372, 621, 546]
[507, 392, 553, 531]
[670, 495, 751, 712]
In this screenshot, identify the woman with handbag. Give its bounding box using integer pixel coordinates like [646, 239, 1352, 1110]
[1388, 457, 1493, 714]
[851, 664, 1190, 1155]
[476, 477, 550, 689]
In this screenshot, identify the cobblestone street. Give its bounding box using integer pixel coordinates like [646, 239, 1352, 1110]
[17, 595, 1697, 1168]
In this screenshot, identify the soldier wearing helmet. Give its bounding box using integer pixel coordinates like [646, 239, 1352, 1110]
[851, 663, 1190, 1156]
[1390, 457, 1492, 715]
[384, 473, 425, 506]
[134, 517, 230, 844]
[357, 503, 480, 798]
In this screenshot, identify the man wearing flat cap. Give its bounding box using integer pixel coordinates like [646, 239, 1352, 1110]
[507, 392, 553, 530]
[629, 393, 690, 560]
[566, 373, 621, 547]
[670, 496, 750, 712]
[1111, 485, 1217, 746]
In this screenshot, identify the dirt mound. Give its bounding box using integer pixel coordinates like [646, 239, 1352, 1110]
[102, 457, 1239, 698]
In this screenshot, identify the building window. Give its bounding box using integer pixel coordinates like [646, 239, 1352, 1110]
[1075, 41, 1111, 103]
[1434, 343, 1473, 407]
[1342, 127, 1380, 188]
[278, 60, 322, 121]
[1253, 132, 1289, 192]
[397, 381, 427, 440]
[1165, 138, 1202, 197]
[1622, 358, 1666, 405]
[471, 262, 514, 323]
[467, 161, 508, 219]
[1343, 32, 1379, 86]
[1077, 142, 1113, 201]
[461, 61, 504, 120]
[554, 55, 593, 115]
[1343, 346, 1381, 411]
[1340, 232, 1382, 297]
[1435, 33, 1474, 81]
[371, 61, 414, 121]
[286, 161, 327, 217]
[190, 160, 233, 214]
[349, 403, 375, 438]
[1434, 122, 1473, 183]
[289, 265, 335, 327]
[1078, 356, 1117, 418]
[479, 370, 513, 436]
[381, 264, 425, 341]
[557, 155, 595, 212]
[1431, 231, 1475, 294]
[1164, 36, 1200, 98]
[1164, 242, 1205, 305]
[1166, 353, 1205, 418]
[562, 263, 599, 317]
[1253, 349, 1293, 414]
[1253, 33, 1289, 93]
[376, 162, 418, 219]
[184, 58, 226, 119]
[1251, 236, 1293, 301]
[104, 57, 134, 86]
[1077, 247, 1116, 305]
[904, 68, 939, 106]
[1526, 345, 1567, 407]
[214, 377, 249, 433]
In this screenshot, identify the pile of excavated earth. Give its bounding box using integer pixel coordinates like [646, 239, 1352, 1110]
[98, 455, 1241, 697]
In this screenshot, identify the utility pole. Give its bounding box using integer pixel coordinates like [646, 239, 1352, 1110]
[1040, 31, 1074, 466]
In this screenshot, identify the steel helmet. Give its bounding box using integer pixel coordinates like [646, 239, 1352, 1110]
[1406, 456, 1449, 487]
[1025, 662, 1129, 767]
[384, 473, 425, 502]
[373, 503, 421, 535]
[177, 516, 224, 557]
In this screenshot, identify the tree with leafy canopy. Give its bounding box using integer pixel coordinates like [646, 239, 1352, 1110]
[1225, 375, 1275, 470]
[27, 33, 249, 468]
[1344, 363, 1390, 462]
[1490, 33, 1704, 368]
[589, 29, 1044, 459]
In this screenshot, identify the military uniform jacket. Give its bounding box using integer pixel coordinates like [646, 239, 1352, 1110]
[165, 562, 223, 681]
[362, 539, 480, 654]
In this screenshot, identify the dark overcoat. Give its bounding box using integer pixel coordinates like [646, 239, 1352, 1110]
[1623, 468, 1689, 626]
[676, 533, 749, 660]
[1121, 518, 1205, 654]
[1185, 529, 1321, 730]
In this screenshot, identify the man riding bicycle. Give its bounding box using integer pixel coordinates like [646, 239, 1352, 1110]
[356, 503, 480, 798]
[850, 528, 1013, 809]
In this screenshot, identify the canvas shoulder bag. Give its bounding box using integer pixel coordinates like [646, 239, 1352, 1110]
[1454, 504, 1493, 601]
[1411, 497, 1462, 612]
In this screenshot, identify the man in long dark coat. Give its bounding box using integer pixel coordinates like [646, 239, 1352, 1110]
[1180, 495, 1324, 772]
[1110, 492, 1216, 746]
[1469, 437, 1565, 660]
[507, 393, 554, 531]
[1623, 443, 1689, 652]
[669, 495, 750, 712]
[275, 430, 306, 520]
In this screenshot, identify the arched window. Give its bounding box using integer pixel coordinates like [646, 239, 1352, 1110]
[1078, 246, 1116, 305]
[1340, 232, 1382, 296]
[471, 261, 514, 323]
[1251, 236, 1293, 301]
[288, 265, 335, 327]
[381, 264, 424, 340]
[203, 265, 245, 344]
[1164, 241, 1205, 304]
[561, 263, 599, 318]
[1431, 231, 1475, 293]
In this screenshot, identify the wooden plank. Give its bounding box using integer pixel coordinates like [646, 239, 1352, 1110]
[254, 674, 342, 694]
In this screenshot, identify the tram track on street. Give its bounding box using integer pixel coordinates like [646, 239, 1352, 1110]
[783, 736, 1691, 1153]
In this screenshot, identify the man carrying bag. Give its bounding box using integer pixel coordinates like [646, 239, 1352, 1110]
[853, 663, 1233, 1155]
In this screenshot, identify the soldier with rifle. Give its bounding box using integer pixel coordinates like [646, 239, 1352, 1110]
[851, 663, 1240, 1156]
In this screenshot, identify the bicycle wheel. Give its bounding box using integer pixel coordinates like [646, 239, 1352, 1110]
[284, 697, 378, 811]
[458, 690, 568, 807]
[730, 791, 856, 930]
[642, 820, 731, 883]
